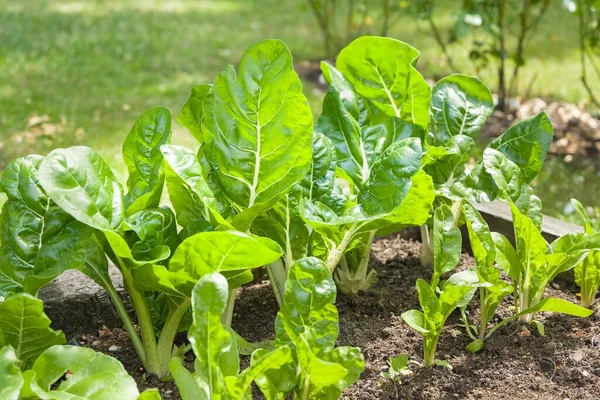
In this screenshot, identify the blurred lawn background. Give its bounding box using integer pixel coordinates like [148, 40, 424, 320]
[0, 0, 598, 220]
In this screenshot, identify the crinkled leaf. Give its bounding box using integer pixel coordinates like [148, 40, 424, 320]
[126, 207, 180, 263]
[0, 293, 66, 369]
[178, 84, 212, 143]
[188, 273, 233, 396]
[275, 257, 338, 355]
[123, 106, 172, 215]
[489, 112, 553, 183]
[30, 345, 139, 400]
[429, 74, 493, 145]
[39, 146, 124, 231]
[311, 346, 364, 399]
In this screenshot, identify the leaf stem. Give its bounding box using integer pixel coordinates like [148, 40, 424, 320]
[266, 258, 287, 307]
[157, 299, 190, 378]
[118, 258, 161, 376]
[221, 289, 237, 326]
[103, 274, 146, 366]
[325, 224, 357, 271]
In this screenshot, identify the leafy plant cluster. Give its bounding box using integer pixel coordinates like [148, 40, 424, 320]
[1, 36, 599, 398]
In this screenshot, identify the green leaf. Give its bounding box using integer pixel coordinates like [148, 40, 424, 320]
[313, 346, 364, 399]
[29, 345, 140, 400]
[134, 231, 282, 296]
[492, 232, 520, 281]
[571, 198, 595, 234]
[251, 348, 296, 400]
[423, 134, 475, 187]
[169, 356, 209, 400]
[201, 39, 313, 212]
[483, 148, 542, 229]
[0, 346, 22, 400]
[431, 205, 462, 287]
[0, 293, 66, 369]
[178, 84, 212, 143]
[489, 112, 553, 183]
[466, 339, 484, 353]
[275, 257, 338, 354]
[139, 389, 163, 400]
[123, 106, 172, 215]
[39, 146, 124, 231]
[317, 62, 423, 189]
[358, 138, 422, 216]
[518, 297, 593, 318]
[463, 202, 495, 268]
[401, 309, 429, 334]
[161, 144, 232, 231]
[0, 155, 83, 295]
[188, 273, 233, 396]
[336, 36, 430, 127]
[126, 207, 180, 263]
[429, 74, 493, 145]
[224, 345, 292, 400]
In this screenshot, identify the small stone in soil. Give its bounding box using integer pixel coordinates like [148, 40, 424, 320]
[92, 341, 100, 346]
[108, 345, 120, 352]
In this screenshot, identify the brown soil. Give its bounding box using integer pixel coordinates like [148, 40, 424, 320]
[78, 235, 600, 399]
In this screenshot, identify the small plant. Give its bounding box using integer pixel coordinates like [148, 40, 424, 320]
[380, 354, 413, 382]
[568, 199, 600, 308]
[402, 210, 479, 367]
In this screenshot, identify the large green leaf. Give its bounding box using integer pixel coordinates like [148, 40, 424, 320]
[0, 155, 87, 295]
[39, 146, 124, 231]
[123, 106, 172, 215]
[336, 36, 430, 127]
[313, 346, 364, 399]
[483, 148, 542, 229]
[201, 39, 313, 212]
[188, 273, 233, 396]
[177, 84, 212, 143]
[134, 231, 282, 296]
[489, 112, 553, 183]
[0, 346, 22, 400]
[429, 74, 493, 145]
[0, 293, 66, 369]
[29, 345, 140, 400]
[317, 62, 423, 189]
[423, 134, 475, 188]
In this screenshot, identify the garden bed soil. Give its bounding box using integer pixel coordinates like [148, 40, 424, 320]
[76, 235, 600, 399]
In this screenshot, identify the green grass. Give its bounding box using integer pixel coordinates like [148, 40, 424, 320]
[0, 0, 597, 217]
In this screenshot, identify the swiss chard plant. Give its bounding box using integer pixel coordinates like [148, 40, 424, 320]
[173, 39, 315, 306]
[0, 106, 283, 380]
[570, 198, 600, 307]
[295, 36, 435, 296]
[401, 206, 479, 367]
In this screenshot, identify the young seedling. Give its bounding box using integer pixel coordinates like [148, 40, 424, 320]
[380, 354, 413, 382]
[402, 271, 478, 368]
[570, 198, 600, 307]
